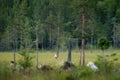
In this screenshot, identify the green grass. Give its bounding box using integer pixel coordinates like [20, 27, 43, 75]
[0, 49, 120, 80]
[0, 49, 119, 65]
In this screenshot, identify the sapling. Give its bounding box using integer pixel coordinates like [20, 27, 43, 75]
[98, 37, 110, 73]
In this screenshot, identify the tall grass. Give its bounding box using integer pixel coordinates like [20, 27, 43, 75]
[0, 49, 120, 66]
[0, 49, 120, 80]
[0, 64, 119, 80]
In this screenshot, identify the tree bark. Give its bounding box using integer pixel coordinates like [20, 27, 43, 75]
[113, 20, 117, 48]
[49, 25, 52, 49]
[68, 38, 72, 62]
[36, 25, 39, 68]
[81, 9, 85, 65]
[90, 30, 94, 53]
[56, 11, 60, 58]
[13, 28, 17, 70]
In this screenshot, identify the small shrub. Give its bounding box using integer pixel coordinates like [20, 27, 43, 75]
[78, 66, 94, 77]
[0, 62, 11, 79]
[70, 66, 94, 80]
[66, 74, 74, 80]
[95, 54, 118, 73]
[98, 37, 110, 50]
[18, 49, 33, 72]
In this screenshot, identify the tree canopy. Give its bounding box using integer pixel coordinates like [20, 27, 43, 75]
[0, 0, 120, 51]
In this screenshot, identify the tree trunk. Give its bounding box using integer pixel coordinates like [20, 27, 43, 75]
[68, 38, 72, 62]
[81, 11, 85, 65]
[20, 32, 23, 48]
[13, 27, 18, 70]
[56, 11, 60, 57]
[42, 36, 44, 51]
[102, 49, 106, 73]
[113, 21, 117, 48]
[49, 25, 52, 49]
[13, 39, 16, 70]
[36, 25, 39, 68]
[8, 31, 10, 51]
[90, 30, 94, 53]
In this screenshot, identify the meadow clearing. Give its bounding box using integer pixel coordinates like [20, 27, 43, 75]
[0, 49, 120, 80]
[0, 49, 120, 65]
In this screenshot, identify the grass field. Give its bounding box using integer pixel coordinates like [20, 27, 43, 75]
[0, 49, 120, 80]
[0, 49, 120, 65]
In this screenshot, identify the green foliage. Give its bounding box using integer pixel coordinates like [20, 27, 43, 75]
[0, 62, 11, 79]
[95, 53, 118, 73]
[18, 49, 33, 70]
[1, 0, 120, 50]
[65, 66, 94, 80]
[66, 74, 74, 80]
[98, 37, 110, 50]
[0, 50, 120, 80]
[75, 66, 93, 77]
[95, 55, 112, 73]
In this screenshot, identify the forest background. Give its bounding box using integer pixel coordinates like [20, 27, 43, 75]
[0, 0, 120, 51]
